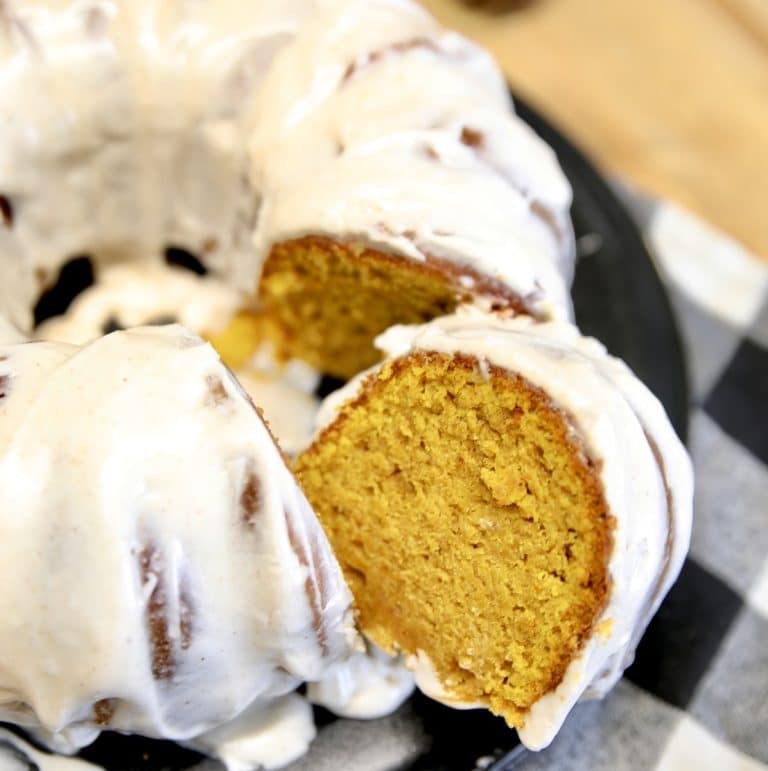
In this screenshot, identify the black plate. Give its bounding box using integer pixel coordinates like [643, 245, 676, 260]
[4, 95, 688, 771]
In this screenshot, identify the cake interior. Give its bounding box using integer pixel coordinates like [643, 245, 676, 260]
[204, 307, 279, 370]
[295, 351, 613, 726]
[207, 235, 532, 379]
[257, 236, 466, 379]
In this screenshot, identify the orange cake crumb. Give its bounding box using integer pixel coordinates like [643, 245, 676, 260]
[258, 236, 529, 379]
[296, 351, 614, 727]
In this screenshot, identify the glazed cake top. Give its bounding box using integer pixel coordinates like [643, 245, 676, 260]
[0, 0, 573, 333]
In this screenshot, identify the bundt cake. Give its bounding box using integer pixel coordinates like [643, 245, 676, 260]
[296, 309, 693, 749]
[0, 0, 693, 766]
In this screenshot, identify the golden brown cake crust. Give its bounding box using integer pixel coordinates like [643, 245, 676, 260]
[296, 351, 614, 727]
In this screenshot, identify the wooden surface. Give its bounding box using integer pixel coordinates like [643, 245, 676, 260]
[420, 0, 768, 260]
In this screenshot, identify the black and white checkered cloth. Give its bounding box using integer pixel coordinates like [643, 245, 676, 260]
[514, 192, 768, 771]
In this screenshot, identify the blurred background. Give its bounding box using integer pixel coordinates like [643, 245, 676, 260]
[420, 0, 768, 262]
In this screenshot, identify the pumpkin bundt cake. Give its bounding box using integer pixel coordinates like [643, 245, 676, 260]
[296, 309, 693, 749]
[0, 0, 692, 765]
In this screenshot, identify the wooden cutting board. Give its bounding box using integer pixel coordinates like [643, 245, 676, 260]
[420, 0, 768, 261]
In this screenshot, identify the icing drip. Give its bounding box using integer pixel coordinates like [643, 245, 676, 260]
[308, 644, 415, 720]
[0, 728, 100, 770]
[190, 693, 316, 771]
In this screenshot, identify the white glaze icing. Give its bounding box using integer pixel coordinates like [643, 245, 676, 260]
[307, 644, 415, 720]
[0, 728, 100, 770]
[250, 0, 574, 318]
[0, 325, 356, 763]
[190, 693, 316, 771]
[314, 307, 693, 750]
[0, 318, 25, 346]
[33, 262, 321, 457]
[234, 368, 319, 458]
[0, 0, 573, 333]
[0, 0, 309, 329]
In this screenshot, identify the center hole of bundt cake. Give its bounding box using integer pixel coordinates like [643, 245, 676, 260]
[164, 246, 208, 276]
[32, 248, 207, 330]
[33, 256, 95, 326]
[296, 352, 613, 726]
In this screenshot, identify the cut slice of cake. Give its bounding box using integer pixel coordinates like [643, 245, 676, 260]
[246, 0, 575, 379]
[295, 309, 693, 749]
